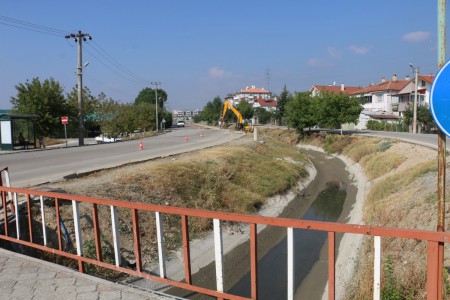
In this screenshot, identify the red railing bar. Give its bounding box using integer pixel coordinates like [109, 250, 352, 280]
[328, 232, 335, 300]
[2, 190, 8, 237]
[438, 241, 444, 300]
[181, 215, 192, 285]
[427, 240, 439, 299]
[55, 198, 62, 251]
[0, 233, 251, 300]
[26, 194, 33, 243]
[131, 209, 142, 272]
[91, 203, 103, 261]
[250, 223, 258, 300]
[2, 186, 450, 243]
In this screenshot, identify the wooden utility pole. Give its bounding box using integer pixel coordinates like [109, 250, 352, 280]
[151, 82, 161, 131]
[65, 31, 92, 146]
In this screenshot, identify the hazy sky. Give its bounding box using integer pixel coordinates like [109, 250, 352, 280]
[0, 1, 445, 111]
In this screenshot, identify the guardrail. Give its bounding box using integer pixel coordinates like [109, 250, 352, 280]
[0, 185, 448, 300]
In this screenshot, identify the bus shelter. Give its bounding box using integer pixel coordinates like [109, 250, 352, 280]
[0, 114, 39, 151]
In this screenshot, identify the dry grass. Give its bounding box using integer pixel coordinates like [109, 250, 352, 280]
[360, 152, 406, 180]
[341, 137, 380, 162]
[42, 130, 308, 271]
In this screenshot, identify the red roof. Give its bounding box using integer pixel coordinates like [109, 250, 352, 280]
[241, 87, 271, 94]
[351, 79, 409, 95]
[312, 85, 360, 95]
[419, 75, 434, 84]
[255, 97, 277, 107]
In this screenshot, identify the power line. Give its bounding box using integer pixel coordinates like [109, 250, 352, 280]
[84, 46, 145, 84]
[0, 15, 68, 36]
[90, 41, 148, 83]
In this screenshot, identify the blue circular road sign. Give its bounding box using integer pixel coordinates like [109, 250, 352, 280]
[430, 59, 450, 137]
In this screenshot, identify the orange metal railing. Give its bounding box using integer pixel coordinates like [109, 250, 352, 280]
[0, 185, 448, 300]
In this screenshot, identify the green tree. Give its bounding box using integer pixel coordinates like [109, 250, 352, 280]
[237, 100, 254, 120]
[276, 85, 291, 125]
[67, 86, 99, 137]
[316, 92, 363, 129]
[134, 87, 168, 109]
[254, 107, 274, 124]
[199, 96, 223, 124]
[10, 77, 67, 137]
[133, 102, 156, 132]
[285, 92, 317, 133]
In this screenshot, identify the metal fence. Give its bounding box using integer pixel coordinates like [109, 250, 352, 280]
[0, 185, 448, 300]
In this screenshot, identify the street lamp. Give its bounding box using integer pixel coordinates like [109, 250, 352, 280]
[409, 63, 419, 134]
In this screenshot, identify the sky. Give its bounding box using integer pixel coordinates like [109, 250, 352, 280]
[0, 1, 446, 111]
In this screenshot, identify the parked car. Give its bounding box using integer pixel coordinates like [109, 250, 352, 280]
[177, 120, 185, 127]
[95, 134, 122, 143]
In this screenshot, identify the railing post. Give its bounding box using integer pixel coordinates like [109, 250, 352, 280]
[328, 232, 335, 300]
[2, 191, 8, 237]
[55, 198, 62, 251]
[26, 194, 33, 243]
[181, 215, 192, 284]
[110, 205, 121, 267]
[213, 218, 224, 293]
[14, 193, 19, 240]
[287, 227, 294, 300]
[155, 211, 166, 278]
[131, 209, 142, 272]
[91, 203, 103, 261]
[427, 240, 439, 299]
[72, 200, 84, 272]
[250, 223, 258, 300]
[373, 236, 381, 300]
[40, 196, 47, 246]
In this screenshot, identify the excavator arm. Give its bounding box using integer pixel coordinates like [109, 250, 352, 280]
[221, 100, 243, 125]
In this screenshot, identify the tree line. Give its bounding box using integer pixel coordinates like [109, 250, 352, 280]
[193, 85, 363, 133]
[10, 77, 172, 138]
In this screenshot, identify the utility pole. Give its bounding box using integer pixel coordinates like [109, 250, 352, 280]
[409, 64, 419, 133]
[65, 31, 92, 146]
[151, 82, 161, 131]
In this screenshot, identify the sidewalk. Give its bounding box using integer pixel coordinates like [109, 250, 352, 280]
[0, 248, 180, 300]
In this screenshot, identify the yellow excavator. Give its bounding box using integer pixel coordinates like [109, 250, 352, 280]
[220, 100, 253, 132]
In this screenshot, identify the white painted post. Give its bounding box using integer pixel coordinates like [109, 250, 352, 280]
[4, 169, 12, 203]
[373, 236, 381, 300]
[14, 193, 19, 240]
[287, 227, 294, 300]
[155, 212, 166, 278]
[72, 200, 83, 256]
[40, 196, 47, 246]
[213, 219, 224, 293]
[253, 126, 258, 141]
[110, 205, 121, 266]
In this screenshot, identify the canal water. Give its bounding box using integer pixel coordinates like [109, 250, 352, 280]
[228, 149, 356, 299]
[165, 149, 357, 299]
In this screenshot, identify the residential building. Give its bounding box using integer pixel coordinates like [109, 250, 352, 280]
[310, 83, 360, 97]
[394, 75, 434, 116]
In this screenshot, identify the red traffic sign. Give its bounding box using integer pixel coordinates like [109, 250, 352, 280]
[61, 116, 68, 125]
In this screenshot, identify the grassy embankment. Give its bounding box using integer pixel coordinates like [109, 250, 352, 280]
[304, 133, 444, 299]
[48, 128, 308, 273]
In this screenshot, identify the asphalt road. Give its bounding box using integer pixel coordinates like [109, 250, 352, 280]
[1, 125, 244, 187]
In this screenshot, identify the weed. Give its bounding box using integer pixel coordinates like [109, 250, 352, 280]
[381, 256, 402, 300]
[360, 152, 405, 180]
[377, 140, 392, 152]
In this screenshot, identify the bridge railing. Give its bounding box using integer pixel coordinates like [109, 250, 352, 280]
[0, 185, 448, 300]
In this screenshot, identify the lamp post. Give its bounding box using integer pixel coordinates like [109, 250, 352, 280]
[151, 82, 161, 131]
[409, 63, 419, 133]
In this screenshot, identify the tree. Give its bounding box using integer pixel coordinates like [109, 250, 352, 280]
[276, 85, 291, 125]
[133, 102, 156, 132]
[67, 86, 99, 137]
[315, 92, 363, 129]
[134, 87, 168, 109]
[255, 107, 274, 124]
[10, 77, 67, 137]
[237, 100, 254, 120]
[199, 96, 223, 124]
[285, 92, 317, 133]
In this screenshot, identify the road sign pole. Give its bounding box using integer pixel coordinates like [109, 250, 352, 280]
[64, 124, 68, 147]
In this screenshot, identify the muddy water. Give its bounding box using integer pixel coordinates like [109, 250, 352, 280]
[166, 149, 356, 299]
[228, 149, 356, 299]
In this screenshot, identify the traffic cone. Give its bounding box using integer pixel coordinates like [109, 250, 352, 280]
[139, 141, 143, 150]
[184, 135, 188, 142]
